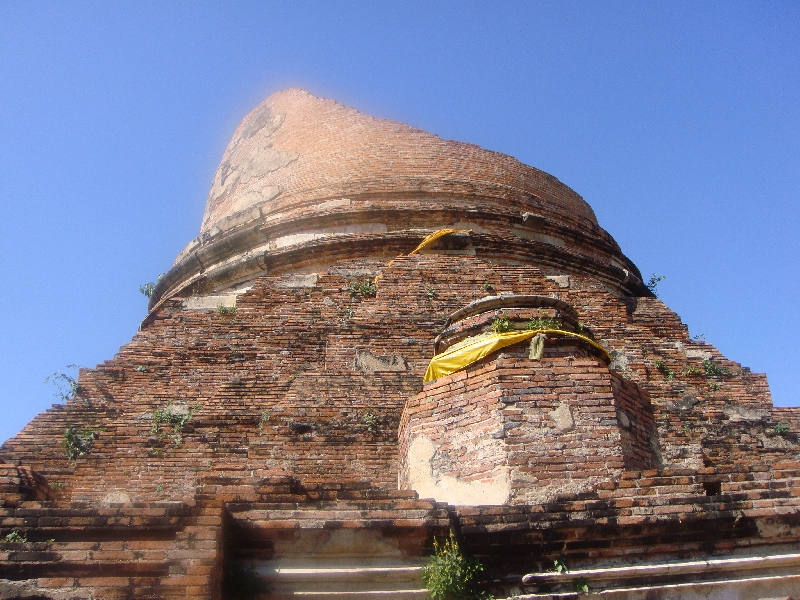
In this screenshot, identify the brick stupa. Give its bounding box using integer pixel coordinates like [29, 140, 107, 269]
[2, 89, 799, 599]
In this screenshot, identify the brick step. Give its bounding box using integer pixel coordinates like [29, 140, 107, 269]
[273, 590, 429, 599]
[253, 560, 430, 599]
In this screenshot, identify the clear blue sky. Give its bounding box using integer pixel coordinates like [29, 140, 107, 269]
[0, 2, 797, 443]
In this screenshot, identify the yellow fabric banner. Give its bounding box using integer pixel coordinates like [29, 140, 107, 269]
[409, 228, 472, 254]
[375, 229, 473, 287]
[423, 329, 611, 383]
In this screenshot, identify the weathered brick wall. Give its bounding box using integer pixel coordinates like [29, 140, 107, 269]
[610, 374, 660, 470]
[2, 252, 794, 505]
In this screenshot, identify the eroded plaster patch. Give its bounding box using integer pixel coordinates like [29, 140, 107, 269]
[354, 350, 408, 372]
[551, 403, 575, 432]
[406, 437, 510, 505]
[183, 294, 237, 310]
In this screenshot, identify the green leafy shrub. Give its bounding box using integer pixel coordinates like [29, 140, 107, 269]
[216, 304, 236, 315]
[349, 279, 377, 297]
[653, 359, 675, 380]
[491, 316, 514, 333]
[769, 423, 791, 437]
[139, 274, 164, 298]
[646, 273, 666, 296]
[574, 577, 590, 593]
[526, 317, 561, 331]
[703, 359, 731, 376]
[363, 411, 378, 433]
[63, 425, 100, 460]
[551, 559, 568, 574]
[257, 410, 270, 435]
[45, 366, 81, 402]
[422, 532, 493, 600]
[1, 530, 26, 543]
[151, 403, 199, 446]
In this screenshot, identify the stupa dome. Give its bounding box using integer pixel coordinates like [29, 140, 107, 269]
[200, 88, 598, 233]
[149, 89, 643, 309]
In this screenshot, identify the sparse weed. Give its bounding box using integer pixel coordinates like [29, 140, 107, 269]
[151, 403, 200, 447]
[551, 559, 568, 574]
[363, 411, 378, 433]
[349, 279, 377, 297]
[653, 359, 675, 380]
[422, 532, 493, 600]
[258, 410, 270, 435]
[769, 423, 791, 437]
[63, 425, 100, 460]
[491, 316, 514, 333]
[573, 577, 590, 594]
[703, 359, 731, 377]
[646, 273, 666, 297]
[1, 530, 26, 543]
[139, 274, 164, 299]
[526, 317, 561, 331]
[45, 366, 81, 402]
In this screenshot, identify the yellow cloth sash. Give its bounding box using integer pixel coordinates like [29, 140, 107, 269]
[409, 229, 472, 254]
[424, 329, 611, 383]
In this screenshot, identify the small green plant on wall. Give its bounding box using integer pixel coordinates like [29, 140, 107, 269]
[45, 366, 81, 402]
[646, 273, 666, 297]
[216, 304, 236, 315]
[526, 317, 561, 331]
[363, 410, 378, 434]
[422, 531, 494, 600]
[551, 559, 568, 574]
[768, 423, 790, 437]
[151, 403, 200, 447]
[1, 530, 27, 543]
[703, 359, 731, 376]
[257, 410, 270, 435]
[491, 315, 514, 333]
[653, 359, 675, 380]
[349, 279, 376, 297]
[63, 425, 100, 460]
[139, 274, 164, 298]
[573, 577, 590, 594]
